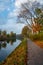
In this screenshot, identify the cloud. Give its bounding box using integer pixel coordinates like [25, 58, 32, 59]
[0, 3, 6, 12]
[8, 0, 31, 18]
[38, 0, 43, 4]
[0, 0, 11, 12]
[0, 0, 25, 34]
[0, 0, 10, 2]
[15, 0, 28, 7]
[0, 19, 25, 34]
[7, 0, 43, 19]
[15, 0, 43, 8]
[0, 0, 43, 34]
[8, 9, 20, 18]
[15, 0, 38, 8]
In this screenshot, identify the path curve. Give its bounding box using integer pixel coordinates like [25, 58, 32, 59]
[27, 39, 43, 65]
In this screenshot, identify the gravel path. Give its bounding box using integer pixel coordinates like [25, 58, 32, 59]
[27, 39, 43, 65]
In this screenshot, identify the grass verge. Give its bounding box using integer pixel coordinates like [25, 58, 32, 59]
[0, 38, 27, 65]
[34, 41, 43, 48]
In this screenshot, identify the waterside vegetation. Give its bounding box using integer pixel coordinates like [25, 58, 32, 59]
[0, 30, 16, 41]
[0, 38, 27, 65]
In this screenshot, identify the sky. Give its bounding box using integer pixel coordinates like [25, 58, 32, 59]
[0, 0, 43, 34]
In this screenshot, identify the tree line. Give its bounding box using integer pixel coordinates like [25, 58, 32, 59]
[17, 1, 43, 34]
[0, 30, 16, 41]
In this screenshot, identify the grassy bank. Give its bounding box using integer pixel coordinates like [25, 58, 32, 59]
[0, 38, 27, 65]
[29, 32, 43, 41]
[28, 32, 43, 48]
[34, 41, 43, 48]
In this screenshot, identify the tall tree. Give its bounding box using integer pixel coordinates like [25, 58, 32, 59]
[17, 1, 43, 33]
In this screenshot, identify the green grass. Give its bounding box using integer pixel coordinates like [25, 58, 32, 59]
[0, 38, 27, 65]
[29, 32, 43, 41]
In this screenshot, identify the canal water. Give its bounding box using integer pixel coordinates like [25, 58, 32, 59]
[0, 39, 21, 62]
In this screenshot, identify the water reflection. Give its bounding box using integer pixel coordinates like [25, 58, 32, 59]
[0, 38, 21, 62]
[0, 39, 16, 49]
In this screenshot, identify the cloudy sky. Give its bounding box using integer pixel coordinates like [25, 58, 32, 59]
[0, 0, 43, 34]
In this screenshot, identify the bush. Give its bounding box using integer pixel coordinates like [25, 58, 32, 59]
[29, 32, 43, 41]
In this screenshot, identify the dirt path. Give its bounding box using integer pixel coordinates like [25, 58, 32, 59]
[27, 39, 43, 65]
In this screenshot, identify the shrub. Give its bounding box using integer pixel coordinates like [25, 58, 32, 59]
[29, 32, 43, 41]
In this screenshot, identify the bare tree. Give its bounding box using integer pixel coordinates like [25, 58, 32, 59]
[17, 1, 43, 33]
